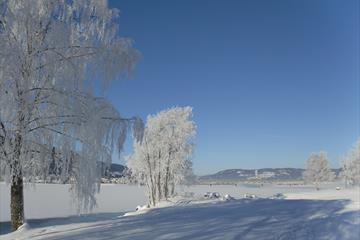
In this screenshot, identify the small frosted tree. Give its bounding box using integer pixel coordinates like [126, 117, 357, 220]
[0, 0, 142, 230]
[303, 152, 334, 190]
[127, 107, 196, 206]
[340, 139, 360, 186]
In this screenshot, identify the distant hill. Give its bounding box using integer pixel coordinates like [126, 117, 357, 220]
[199, 168, 341, 183]
[101, 165, 342, 183]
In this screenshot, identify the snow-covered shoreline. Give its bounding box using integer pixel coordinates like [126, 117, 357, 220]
[1, 182, 357, 222]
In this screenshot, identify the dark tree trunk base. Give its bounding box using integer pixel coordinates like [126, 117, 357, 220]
[11, 175, 24, 231]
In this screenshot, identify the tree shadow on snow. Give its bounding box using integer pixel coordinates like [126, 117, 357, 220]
[0, 212, 123, 235]
[1, 199, 359, 239]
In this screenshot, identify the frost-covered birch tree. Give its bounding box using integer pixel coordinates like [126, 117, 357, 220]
[0, 0, 143, 231]
[303, 152, 334, 190]
[127, 107, 196, 206]
[340, 139, 360, 186]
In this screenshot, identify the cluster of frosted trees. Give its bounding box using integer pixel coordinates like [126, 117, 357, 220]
[340, 139, 360, 186]
[303, 139, 360, 189]
[303, 152, 334, 189]
[127, 107, 196, 206]
[0, 0, 143, 230]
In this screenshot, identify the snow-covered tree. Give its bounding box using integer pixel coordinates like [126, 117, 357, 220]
[0, 0, 142, 230]
[340, 139, 360, 186]
[127, 107, 196, 206]
[303, 152, 334, 190]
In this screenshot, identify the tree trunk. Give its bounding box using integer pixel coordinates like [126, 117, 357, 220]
[164, 166, 169, 199]
[157, 172, 162, 202]
[156, 150, 162, 202]
[11, 126, 25, 231]
[11, 174, 24, 231]
[145, 153, 156, 206]
[164, 152, 171, 199]
[170, 181, 175, 196]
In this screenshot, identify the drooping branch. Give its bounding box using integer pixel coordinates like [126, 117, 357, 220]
[27, 114, 86, 125]
[0, 0, 141, 220]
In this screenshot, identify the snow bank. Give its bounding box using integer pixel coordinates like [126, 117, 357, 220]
[123, 205, 151, 217]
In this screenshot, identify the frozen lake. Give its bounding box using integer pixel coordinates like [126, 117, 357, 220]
[0, 182, 334, 222]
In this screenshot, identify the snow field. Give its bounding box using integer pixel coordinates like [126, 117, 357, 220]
[1, 182, 357, 222]
[1, 192, 359, 239]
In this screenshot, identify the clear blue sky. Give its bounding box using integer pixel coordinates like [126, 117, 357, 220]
[106, 0, 359, 175]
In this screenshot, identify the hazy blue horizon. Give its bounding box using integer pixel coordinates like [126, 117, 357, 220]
[107, 0, 359, 175]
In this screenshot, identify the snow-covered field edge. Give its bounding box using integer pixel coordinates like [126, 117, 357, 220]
[1, 183, 359, 239]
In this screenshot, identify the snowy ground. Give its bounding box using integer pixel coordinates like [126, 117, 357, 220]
[1, 183, 359, 239]
[0, 182, 333, 222]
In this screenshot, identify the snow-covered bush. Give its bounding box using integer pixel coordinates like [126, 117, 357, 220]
[127, 107, 196, 206]
[303, 152, 335, 189]
[244, 193, 258, 199]
[204, 192, 221, 199]
[136, 205, 150, 211]
[340, 139, 360, 186]
[222, 194, 235, 201]
[0, 0, 142, 230]
[270, 193, 286, 199]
